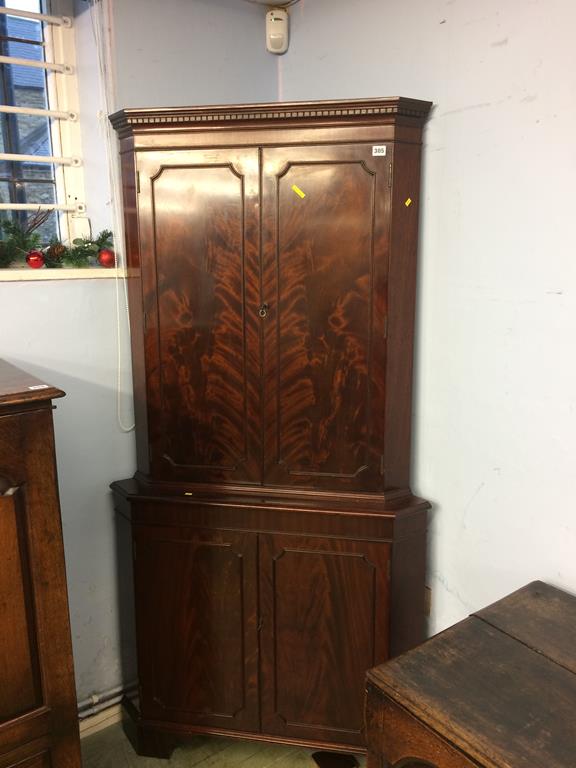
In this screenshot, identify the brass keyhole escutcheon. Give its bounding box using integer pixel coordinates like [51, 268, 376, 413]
[259, 303, 269, 318]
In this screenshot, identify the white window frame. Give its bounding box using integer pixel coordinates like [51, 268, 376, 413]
[43, 0, 88, 242]
[0, 0, 121, 279]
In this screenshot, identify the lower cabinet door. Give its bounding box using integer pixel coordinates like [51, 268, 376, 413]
[133, 524, 259, 732]
[259, 534, 391, 746]
[0, 487, 43, 726]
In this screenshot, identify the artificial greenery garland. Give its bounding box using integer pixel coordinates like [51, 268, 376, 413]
[0, 211, 114, 269]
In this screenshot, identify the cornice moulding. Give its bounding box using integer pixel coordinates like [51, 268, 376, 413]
[109, 97, 433, 137]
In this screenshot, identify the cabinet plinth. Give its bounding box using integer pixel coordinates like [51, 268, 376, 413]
[110, 96, 431, 757]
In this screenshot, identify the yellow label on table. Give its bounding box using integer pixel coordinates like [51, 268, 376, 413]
[292, 184, 306, 199]
[405, 197, 412, 207]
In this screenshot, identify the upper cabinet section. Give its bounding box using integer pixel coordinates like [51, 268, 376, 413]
[112, 98, 431, 497]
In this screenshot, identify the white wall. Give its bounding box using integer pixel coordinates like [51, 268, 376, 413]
[0, 279, 136, 701]
[111, 0, 277, 108]
[281, 0, 576, 631]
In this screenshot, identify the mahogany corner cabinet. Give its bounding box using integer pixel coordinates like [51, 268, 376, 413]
[110, 96, 432, 758]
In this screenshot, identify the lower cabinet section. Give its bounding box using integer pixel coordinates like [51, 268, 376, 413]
[113, 482, 428, 756]
[129, 518, 396, 750]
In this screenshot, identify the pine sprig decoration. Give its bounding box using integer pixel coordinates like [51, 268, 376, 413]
[0, 238, 18, 268]
[95, 229, 113, 249]
[66, 236, 99, 267]
[1, 209, 54, 267]
[1, 209, 54, 255]
[0, 220, 40, 267]
[62, 230, 115, 267]
[2, 219, 37, 253]
[0, 213, 114, 270]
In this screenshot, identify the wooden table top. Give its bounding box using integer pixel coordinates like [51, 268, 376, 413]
[0, 359, 64, 407]
[367, 581, 576, 768]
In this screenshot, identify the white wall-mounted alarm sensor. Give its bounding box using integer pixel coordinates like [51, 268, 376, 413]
[266, 8, 289, 54]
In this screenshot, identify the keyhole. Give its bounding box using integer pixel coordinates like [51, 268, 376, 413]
[259, 303, 269, 318]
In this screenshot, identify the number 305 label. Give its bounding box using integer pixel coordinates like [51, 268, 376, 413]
[372, 145, 387, 156]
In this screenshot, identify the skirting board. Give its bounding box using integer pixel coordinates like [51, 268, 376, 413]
[79, 703, 124, 739]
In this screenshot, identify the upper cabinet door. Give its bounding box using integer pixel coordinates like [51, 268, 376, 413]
[137, 149, 262, 485]
[261, 144, 391, 492]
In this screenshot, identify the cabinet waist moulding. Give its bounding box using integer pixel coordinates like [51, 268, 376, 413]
[109, 96, 432, 759]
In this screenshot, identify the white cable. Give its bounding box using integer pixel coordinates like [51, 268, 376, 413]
[89, 0, 134, 433]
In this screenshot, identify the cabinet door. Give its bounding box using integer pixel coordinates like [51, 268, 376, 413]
[259, 533, 390, 746]
[137, 149, 262, 485]
[133, 523, 259, 732]
[261, 144, 391, 492]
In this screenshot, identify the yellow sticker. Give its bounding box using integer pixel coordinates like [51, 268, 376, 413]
[405, 197, 412, 207]
[292, 184, 306, 199]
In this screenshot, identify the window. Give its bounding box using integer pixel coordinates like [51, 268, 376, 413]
[0, 0, 88, 264]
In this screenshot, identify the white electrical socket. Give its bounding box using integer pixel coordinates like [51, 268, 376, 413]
[266, 8, 289, 54]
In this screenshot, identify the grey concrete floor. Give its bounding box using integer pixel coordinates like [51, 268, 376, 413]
[81, 724, 367, 767]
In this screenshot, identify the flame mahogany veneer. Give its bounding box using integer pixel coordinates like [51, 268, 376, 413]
[110, 97, 432, 759]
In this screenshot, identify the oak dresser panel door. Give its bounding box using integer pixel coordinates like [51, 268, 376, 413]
[259, 533, 391, 746]
[0, 486, 42, 722]
[137, 149, 262, 484]
[0, 752, 51, 768]
[261, 145, 391, 492]
[133, 523, 259, 732]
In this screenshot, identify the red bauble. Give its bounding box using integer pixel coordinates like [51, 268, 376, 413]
[26, 250, 45, 269]
[98, 248, 115, 268]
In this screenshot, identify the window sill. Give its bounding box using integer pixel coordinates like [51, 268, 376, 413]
[0, 268, 126, 282]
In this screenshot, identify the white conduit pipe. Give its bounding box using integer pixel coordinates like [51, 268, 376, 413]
[0, 152, 81, 166]
[0, 203, 76, 212]
[0, 54, 72, 74]
[0, 104, 76, 120]
[0, 7, 71, 27]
